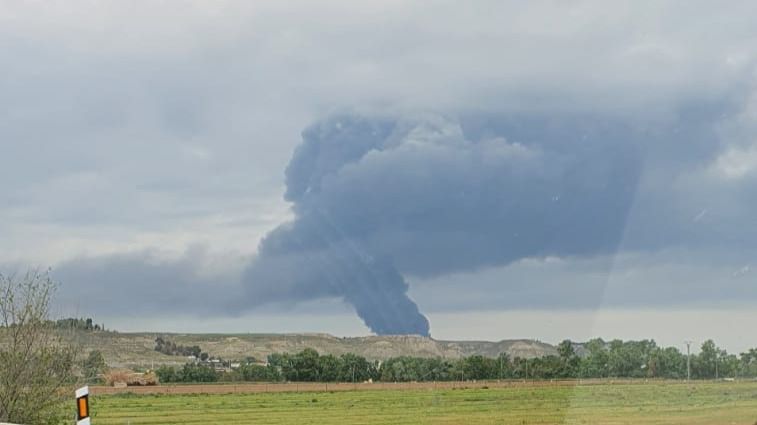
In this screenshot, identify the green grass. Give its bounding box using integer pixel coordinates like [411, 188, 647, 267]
[90, 381, 757, 425]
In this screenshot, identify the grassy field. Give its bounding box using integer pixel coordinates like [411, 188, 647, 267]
[90, 381, 757, 425]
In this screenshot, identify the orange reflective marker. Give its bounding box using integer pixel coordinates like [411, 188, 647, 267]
[78, 396, 88, 417]
[75, 386, 90, 425]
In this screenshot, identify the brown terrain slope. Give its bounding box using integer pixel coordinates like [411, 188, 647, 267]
[69, 331, 558, 369]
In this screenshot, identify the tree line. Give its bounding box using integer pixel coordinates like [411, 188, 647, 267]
[155, 339, 757, 384]
[48, 317, 107, 332]
[154, 336, 207, 359]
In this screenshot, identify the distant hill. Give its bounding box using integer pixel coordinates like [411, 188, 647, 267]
[70, 331, 559, 369]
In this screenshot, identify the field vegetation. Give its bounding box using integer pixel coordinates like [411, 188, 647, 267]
[90, 381, 757, 425]
[154, 339, 757, 384]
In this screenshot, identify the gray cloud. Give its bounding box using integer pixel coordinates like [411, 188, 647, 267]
[3, 2, 757, 335]
[51, 246, 245, 316]
[40, 102, 757, 333]
[410, 248, 757, 313]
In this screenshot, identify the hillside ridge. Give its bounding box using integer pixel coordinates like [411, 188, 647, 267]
[72, 331, 559, 369]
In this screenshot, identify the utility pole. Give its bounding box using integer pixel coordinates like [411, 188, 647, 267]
[685, 341, 693, 381]
[499, 355, 503, 381]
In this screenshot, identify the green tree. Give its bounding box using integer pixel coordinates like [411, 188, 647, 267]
[380, 357, 412, 382]
[0, 270, 77, 425]
[318, 354, 342, 382]
[511, 357, 530, 379]
[526, 356, 562, 379]
[83, 350, 107, 383]
[650, 347, 686, 379]
[496, 353, 513, 379]
[719, 353, 739, 379]
[607, 340, 656, 378]
[340, 353, 375, 382]
[156, 365, 180, 383]
[557, 340, 580, 378]
[696, 340, 719, 379]
[461, 355, 497, 380]
[739, 348, 757, 377]
[292, 348, 321, 381]
[557, 340, 575, 359]
[180, 363, 218, 382]
[239, 364, 281, 382]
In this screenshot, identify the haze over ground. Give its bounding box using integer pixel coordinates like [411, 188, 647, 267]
[2, 2, 756, 352]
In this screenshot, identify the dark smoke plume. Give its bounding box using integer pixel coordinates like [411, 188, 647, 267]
[243, 115, 431, 335]
[246, 211, 429, 335]
[243, 113, 641, 335]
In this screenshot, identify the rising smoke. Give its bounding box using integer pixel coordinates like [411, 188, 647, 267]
[243, 113, 642, 336]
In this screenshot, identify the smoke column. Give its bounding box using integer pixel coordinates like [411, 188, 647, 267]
[243, 113, 641, 336]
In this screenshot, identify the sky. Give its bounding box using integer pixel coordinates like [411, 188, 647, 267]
[2, 1, 757, 352]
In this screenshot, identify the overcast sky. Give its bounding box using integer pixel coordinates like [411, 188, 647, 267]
[2, 1, 756, 351]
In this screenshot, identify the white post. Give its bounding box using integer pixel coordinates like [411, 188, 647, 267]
[76, 385, 91, 425]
